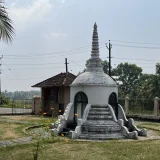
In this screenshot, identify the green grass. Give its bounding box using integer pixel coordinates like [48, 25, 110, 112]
[0, 117, 160, 160]
[0, 115, 56, 124]
[137, 122, 160, 133]
[1, 139, 160, 160]
[0, 116, 57, 140]
[0, 121, 28, 140]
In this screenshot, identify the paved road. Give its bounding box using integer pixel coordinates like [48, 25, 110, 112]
[0, 107, 32, 114]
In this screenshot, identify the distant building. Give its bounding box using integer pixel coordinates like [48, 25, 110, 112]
[32, 72, 76, 115]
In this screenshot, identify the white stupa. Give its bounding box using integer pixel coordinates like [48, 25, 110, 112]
[71, 23, 117, 106]
[51, 23, 147, 140]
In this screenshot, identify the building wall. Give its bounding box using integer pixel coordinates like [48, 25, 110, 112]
[64, 86, 70, 109]
[41, 86, 71, 115]
[70, 85, 118, 105]
[58, 87, 64, 103]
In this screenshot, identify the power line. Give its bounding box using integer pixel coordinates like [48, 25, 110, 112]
[3, 62, 63, 66]
[68, 59, 84, 67]
[2, 43, 106, 58]
[3, 46, 106, 60]
[3, 39, 160, 59]
[113, 57, 160, 62]
[113, 44, 160, 49]
[2, 58, 159, 70]
[2, 66, 65, 70]
[111, 39, 160, 46]
[0, 58, 157, 81]
[3, 56, 108, 66]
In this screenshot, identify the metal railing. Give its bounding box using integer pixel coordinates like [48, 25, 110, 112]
[118, 98, 154, 115]
[0, 98, 33, 114]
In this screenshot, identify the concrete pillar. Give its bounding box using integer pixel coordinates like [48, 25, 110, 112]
[154, 97, 159, 116]
[32, 96, 41, 115]
[124, 96, 129, 114]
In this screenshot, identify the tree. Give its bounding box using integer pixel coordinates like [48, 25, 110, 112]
[156, 63, 160, 75]
[137, 74, 160, 99]
[0, 1, 14, 43]
[114, 63, 143, 98]
[1, 93, 9, 105]
[101, 60, 116, 75]
[101, 60, 109, 74]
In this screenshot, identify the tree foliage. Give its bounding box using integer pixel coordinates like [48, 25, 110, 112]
[0, 1, 14, 43]
[1, 94, 9, 105]
[156, 63, 160, 75]
[114, 63, 143, 98]
[2, 90, 41, 99]
[137, 74, 160, 99]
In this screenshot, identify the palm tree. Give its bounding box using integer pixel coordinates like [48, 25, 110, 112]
[0, 1, 14, 43]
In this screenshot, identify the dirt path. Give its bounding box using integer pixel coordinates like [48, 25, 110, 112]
[0, 136, 33, 147]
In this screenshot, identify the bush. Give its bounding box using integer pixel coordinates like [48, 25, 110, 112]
[0, 94, 10, 105]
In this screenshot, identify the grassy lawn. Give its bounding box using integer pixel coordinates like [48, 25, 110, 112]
[0, 115, 56, 141]
[136, 122, 160, 136]
[0, 115, 56, 124]
[0, 122, 26, 140]
[0, 116, 160, 159]
[1, 139, 160, 160]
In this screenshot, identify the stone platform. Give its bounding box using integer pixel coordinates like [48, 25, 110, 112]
[79, 105, 124, 140]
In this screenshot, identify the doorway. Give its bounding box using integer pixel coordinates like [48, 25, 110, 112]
[108, 92, 118, 118]
[74, 92, 88, 125]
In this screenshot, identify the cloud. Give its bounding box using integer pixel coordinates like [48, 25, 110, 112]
[9, 0, 53, 32]
[51, 32, 67, 37]
[60, 0, 66, 4]
[43, 32, 68, 40]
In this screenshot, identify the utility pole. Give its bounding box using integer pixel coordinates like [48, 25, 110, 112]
[106, 40, 112, 77]
[0, 55, 3, 105]
[65, 58, 69, 76]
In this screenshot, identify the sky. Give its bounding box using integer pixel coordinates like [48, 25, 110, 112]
[1, 0, 160, 92]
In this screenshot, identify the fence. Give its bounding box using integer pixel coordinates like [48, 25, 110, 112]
[0, 98, 33, 114]
[118, 97, 159, 116]
[128, 99, 154, 115]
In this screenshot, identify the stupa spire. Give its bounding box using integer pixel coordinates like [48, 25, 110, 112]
[91, 22, 99, 57]
[86, 23, 103, 72]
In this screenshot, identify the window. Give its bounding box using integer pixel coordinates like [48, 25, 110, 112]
[50, 88, 54, 100]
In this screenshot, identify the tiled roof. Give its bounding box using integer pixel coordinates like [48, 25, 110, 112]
[32, 72, 76, 88]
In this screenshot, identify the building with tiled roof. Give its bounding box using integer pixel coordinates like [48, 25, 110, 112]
[32, 72, 76, 115]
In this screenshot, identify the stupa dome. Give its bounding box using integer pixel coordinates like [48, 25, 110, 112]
[72, 71, 116, 86]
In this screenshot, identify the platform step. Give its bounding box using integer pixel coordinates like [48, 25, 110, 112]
[87, 116, 113, 120]
[87, 115, 112, 119]
[84, 120, 118, 125]
[90, 108, 109, 112]
[91, 106, 108, 109]
[79, 133, 125, 140]
[81, 125, 121, 133]
[88, 111, 110, 115]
